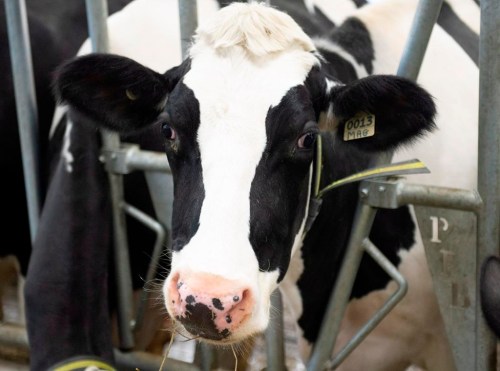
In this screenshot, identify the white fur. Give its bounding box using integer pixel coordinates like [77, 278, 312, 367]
[313, 0, 358, 25]
[62, 119, 74, 173]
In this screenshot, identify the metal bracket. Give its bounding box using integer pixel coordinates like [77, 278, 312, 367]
[360, 179, 482, 212]
[100, 144, 171, 175]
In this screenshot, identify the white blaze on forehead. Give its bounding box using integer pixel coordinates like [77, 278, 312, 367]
[171, 3, 319, 283]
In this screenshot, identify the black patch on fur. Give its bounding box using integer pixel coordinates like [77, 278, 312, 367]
[249, 86, 317, 281]
[315, 49, 360, 83]
[164, 84, 205, 252]
[178, 302, 230, 340]
[351, 0, 368, 7]
[437, 1, 479, 66]
[480, 256, 500, 337]
[329, 17, 374, 75]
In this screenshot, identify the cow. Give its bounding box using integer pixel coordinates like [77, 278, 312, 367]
[40, 0, 479, 369]
[0, 0, 135, 299]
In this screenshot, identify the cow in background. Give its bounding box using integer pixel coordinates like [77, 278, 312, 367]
[51, 0, 480, 370]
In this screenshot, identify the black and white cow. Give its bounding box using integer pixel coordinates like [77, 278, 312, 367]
[46, 0, 479, 369]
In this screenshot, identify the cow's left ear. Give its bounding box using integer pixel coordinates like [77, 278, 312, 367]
[54, 53, 188, 133]
[327, 75, 436, 152]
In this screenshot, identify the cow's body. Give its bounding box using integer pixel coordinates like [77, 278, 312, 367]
[45, 0, 479, 370]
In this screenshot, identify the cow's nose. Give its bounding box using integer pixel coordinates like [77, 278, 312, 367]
[167, 272, 253, 341]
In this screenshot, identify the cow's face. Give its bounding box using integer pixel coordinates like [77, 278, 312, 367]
[163, 29, 320, 341]
[55, 3, 435, 345]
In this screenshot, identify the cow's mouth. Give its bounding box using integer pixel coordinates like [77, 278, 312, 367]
[176, 302, 232, 341]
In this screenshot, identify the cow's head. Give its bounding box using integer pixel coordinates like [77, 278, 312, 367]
[54, 3, 435, 344]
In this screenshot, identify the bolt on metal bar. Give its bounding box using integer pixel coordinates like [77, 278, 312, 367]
[326, 239, 407, 369]
[122, 203, 167, 331]
[307, 1, 443, 370]
[85, 0, 135, 350]
[178, 0, 198, 59]
[4, 0, 40, 242]
[265, 289, 286, 371]
[476, 0, 500, 369]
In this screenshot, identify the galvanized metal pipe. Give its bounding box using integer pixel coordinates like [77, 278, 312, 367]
[122, 203, 166, 332]
[85, 0, 135, 350]
[308, 1, 443, 369]
[398, 183, 482, 213]
[4, 0, 40, 241]
[178, 0, 198, 59]
[0, 323, 29, 349]
[126, 149, 171, 174]
[397, 0, 444, 80]
[265, 289, 286, 371]
[307, 203, 376, 371]
[476, 0, 500, 369]
[326, 240, 408, 369]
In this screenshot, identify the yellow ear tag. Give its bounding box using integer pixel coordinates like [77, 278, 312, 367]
[343, 112, 375, 141]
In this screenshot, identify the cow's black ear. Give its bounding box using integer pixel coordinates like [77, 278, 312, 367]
[53, 53, 187, 133]
[328, 75, 436, 152]
[481, 256, 500, 338]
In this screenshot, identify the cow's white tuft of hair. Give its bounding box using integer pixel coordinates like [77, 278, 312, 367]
[192, 2, 316, 57]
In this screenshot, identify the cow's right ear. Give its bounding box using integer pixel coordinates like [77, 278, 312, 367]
[53, 53, 187, 133]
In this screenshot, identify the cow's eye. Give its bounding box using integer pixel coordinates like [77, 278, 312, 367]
[161, 123, 176, 140]
[297, 132, 317, 149]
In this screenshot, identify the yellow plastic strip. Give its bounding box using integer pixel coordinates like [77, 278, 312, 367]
[317, 159, 429, 198]
[54, 360, 116, 371]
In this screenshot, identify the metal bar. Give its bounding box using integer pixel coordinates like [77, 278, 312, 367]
[4, 0, 40, 241]
[326, 240, 408, 369]
[308, 1, 443, 369]
[101, 145, 171, 174]
[178, 0, 198, 59]
[476, 0, 500, 368]
[397, 0, 444, 80]
[307, 203, 376, 371]
[265, 289, 286, 371]
[114, 349, 200, 371]
[398, 183, 482, 213]
[0, 323, 29, 349]
[85, 0, 135, 350]
[122, 203, 166, 331]
[199, 343, 215, 371]
[361, 179, 482, 212]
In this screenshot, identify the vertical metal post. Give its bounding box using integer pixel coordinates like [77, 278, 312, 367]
[307, 1, 443, 370]
[85, 0, 135, 350]
[4, 0, 40, 242]
[396, 0, 443, 80]
[476, 0, 500, 369]
[178, 0, 198, 59]
[265, 290, 286, 371]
